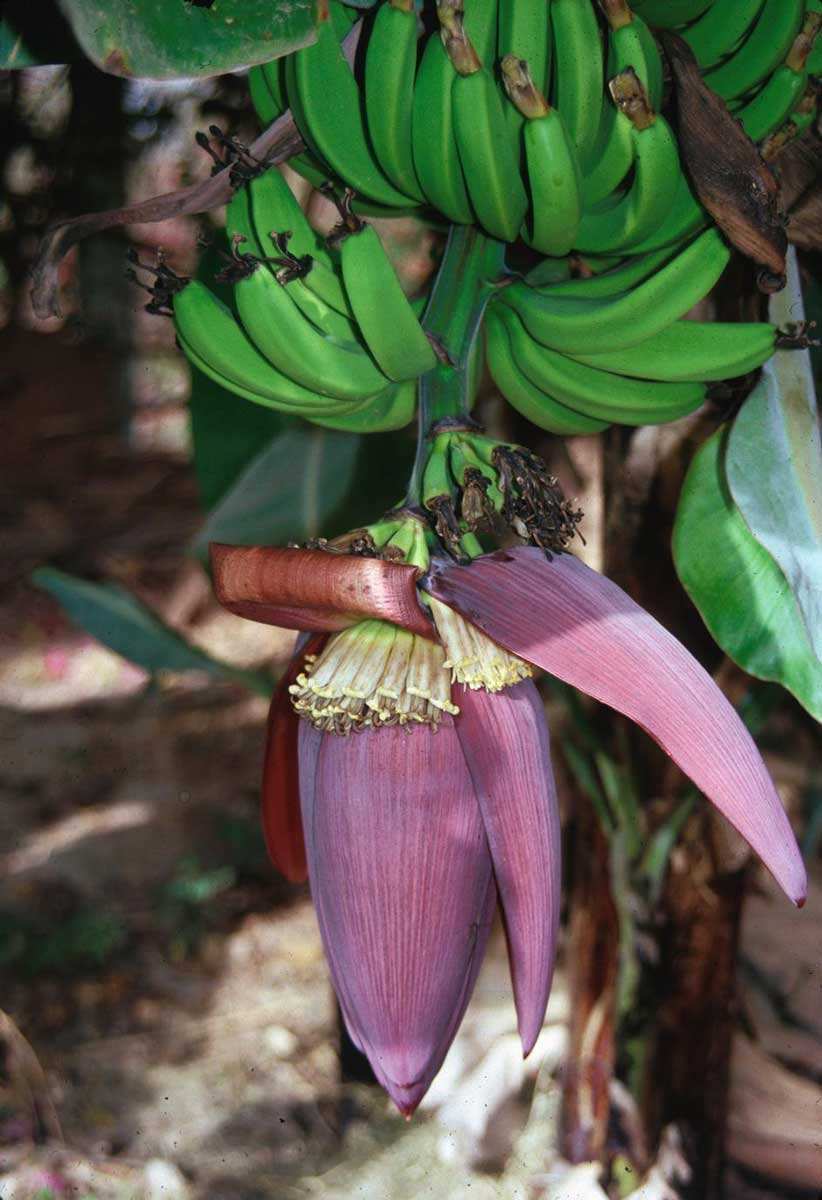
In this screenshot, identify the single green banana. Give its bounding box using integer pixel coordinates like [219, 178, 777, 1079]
[576, 103, 680, 253]
[539, 245, 676, 298]
[339, 221, 437, 382]
[582, 109, 634, 208]
[497, 0, 552, 136]
[310, 380, 418, 432]
[285, 11, 415, 208]
[630, 0, 713, 27]
[739, 65, 809, 142]
[173, 283, 369, 416]
[260, 59, 287, 111]
[501, 55, 581, 256]
[422, 437, 458, 517]
[248, 65, 282, 126]
[682, 0, 765, 69]
[499, 305, 706, 423]
[575, 318, 776, 381]
[498, 0, 551, 91]
[485, 311, 611, 434]
[582, 2, 660, 207]
[550, 0, 604, 170]
[498, 227, 731, 354]
[704, 0, 804, 100]
[463, 0, 501, 64]
[233, 258, 392, 400]
[443, 10, 528, 241]
[621, 172, 706, 253]
[634, 15, 663, 110]
[364, 0, 425, 202]
[412, 31, 475, 223]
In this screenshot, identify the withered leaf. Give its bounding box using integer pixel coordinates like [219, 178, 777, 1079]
[662, 31, 787, 293]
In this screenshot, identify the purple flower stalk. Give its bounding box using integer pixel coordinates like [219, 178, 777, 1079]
[212, 541, 806, 1116]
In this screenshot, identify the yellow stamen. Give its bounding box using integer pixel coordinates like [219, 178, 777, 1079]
[426, 595, 533, 692]
[289, 619, 458, 734]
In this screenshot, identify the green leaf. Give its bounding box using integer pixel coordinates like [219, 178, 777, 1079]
[52, 0, 316, 80]
[191, 425, 361, 559]
[33, 567, 270, 695]
[726, 247, 822, 661]
[189, 368, 295, 511]
[672, 428, 822, 721]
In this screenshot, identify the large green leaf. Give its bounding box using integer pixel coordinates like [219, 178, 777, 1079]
[726, 247, 822, 661]
[5, 0, 316, 77]
[672, 429, 822, 721]
[33, 567, 271, 696]
[191, 425, 361, 559]
[189, 369, 294, 512]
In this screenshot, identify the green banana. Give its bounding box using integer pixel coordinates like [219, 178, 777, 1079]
[248, 65, 282, 126]
[582, 110, 634, 208]
[681, 0, 765, 69]
[575, 319, 776, 381]
[501, 55, 581, 256]
[634, 15, 663, 111]
[582, 2, 662, 207]
[550, 0, 604, 170]
[463, 0, 501, 64]
[339, 221, 437, 382]
[364, 0, 425, 203]
[738, 10, 822, 140]
[173, 283, 368, 416]
[226, 183, 359, 348]
[485, 311, 611, 435]
[704, 0, 804, 100]
[538, 245, 676, 298]
[443, 8, 529, 241]
[244, 168, 354, 317]
[498, 227, 731, 354]
[310, 380, 418, 432]
[576, 95, 680, 253]
[631, 0, 714, 27]
[497, 0, 552, 136]
[499, 305, 706, 423]
[412, 31, 475, 223]
[621, 172, 706, 253]
[738, 64, 809, 142]
[422, 433, 456, 509]
[285, 11, 415, 208]
[233, 257, 392, 400]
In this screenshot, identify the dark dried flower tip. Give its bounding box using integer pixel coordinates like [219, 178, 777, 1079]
[492, 446, 584, 557]
[195, 125, 269, 187]
[459, 467, 498, 533]
[325, 186, 364, 248]
[126, 248, 188, 316]
[427, 496, 470, 563]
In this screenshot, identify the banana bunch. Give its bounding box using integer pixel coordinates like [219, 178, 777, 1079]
[484, 228, 778, 434]
[247, 0, 819, 251]
[171, 169, 435, 433]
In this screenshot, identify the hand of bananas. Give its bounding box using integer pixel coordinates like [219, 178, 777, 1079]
[157, 0, 819, 439]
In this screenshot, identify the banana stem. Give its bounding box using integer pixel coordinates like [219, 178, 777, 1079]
[405, 225, 505, 506]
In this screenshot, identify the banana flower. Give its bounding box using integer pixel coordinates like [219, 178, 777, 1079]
[211, 542, 806, 1115]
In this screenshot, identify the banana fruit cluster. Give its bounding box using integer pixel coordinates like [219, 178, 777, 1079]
[189, 0, 818, 440]
[171, 170, 435, 432]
